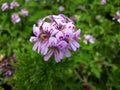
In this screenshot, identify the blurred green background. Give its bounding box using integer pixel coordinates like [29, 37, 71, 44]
[0, 0, 120, 90]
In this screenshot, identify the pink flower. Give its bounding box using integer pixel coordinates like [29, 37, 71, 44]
[83, 34, 95, 44]
[101, 0, 106, 5]
[11, 13, 21, 23]
[30, 14, 81, 62]
[1, 2, 9, 11]
[10, 1, 19, 9]
[58, 6, 64, 12]
[113, 11, 120, 23]
[21, 8, 29, 17]
[3, 70, 12, 77]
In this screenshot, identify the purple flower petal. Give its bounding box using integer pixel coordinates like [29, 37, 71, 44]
[64, 30, 73, 39]
[59, 50, 64, 59]
[54, 50, 61, 62]
[49, 37, 57, 47]
[69, 41, 77, 51]
[65, 49, 71, 57]
[57, 40, 67, 49]
[74, 29, 81, 40]
[44, 50, 53, 61]
[1, 2, 9, 11]
[33, 24, 40, 37]
[56, 31, 64, 41]
[71, 39, 80, 48]
[42, 22, 51, 32]
[41, 40, 49, 55]
[30, 36, 38, 42]
[32, 42, 39, 51]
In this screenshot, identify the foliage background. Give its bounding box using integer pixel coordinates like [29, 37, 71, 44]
[0, 0, 120, 90]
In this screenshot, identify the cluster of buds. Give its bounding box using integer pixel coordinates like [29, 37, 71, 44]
[30, 14, 81, 62]
[113, 11, 120, 23]
[1, 1, 29, 24]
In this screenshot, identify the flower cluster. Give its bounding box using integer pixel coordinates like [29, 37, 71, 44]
[10, 1, 19, 9]
[11, 13, 21, 24]
[1, 2, 9, 11]
[30, 14, 81, 62]
[20, 8, 29, 17]
[113, 11, 120, 23]
[1, 1, 29, 24]
[83, 34, 95, 44]
[0, 54, 17, 77]
[1, 1, 19, 11]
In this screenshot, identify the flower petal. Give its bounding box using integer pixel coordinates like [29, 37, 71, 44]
[42, 22, 50, 32]
[33, 24, 40, 37]
[30, 36, 38, 42]
[41, 40, 49, 55]
[74, 29, 81, 40]
[59, 50, 64, 59]
[57, 40, 67, 49]
[49, 37, 57, 47]
[69, 42, 77, 51]
[65, 49, 71, 57]
[54, 50, 61, 63]
[66, 21, 75, 30]
[72, 39, 80, 48]
[32, 42, 39, 51]
[44, 50, 53, 61]
[56, 31, 64, 41]
[64, 29, 73, 39]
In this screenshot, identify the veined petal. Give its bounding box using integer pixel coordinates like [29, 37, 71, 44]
[49, 37, 57, 47]
[64, 29, 73, 39]
[41, 40, 49, 55]
[38, 19, 44, 27]
[66, 21, 75, 30]
[33, 24, 40, 37]
[44, 50, 53, 61]
[65, 49, 71, 57]
[37, 41, 41, 53]
[72, 39, 80, 48]
[57, 40, 67, 49]
[69, 41, 77, 51]
[51, 29, 59, 36]
[32, 42, 39, 51]
[59, 50, 64, 59]
[56, 31, 64, 41]
[74, 29, 81, 40]
[42, 22, 50, 32]
[30, 36, 38, 42]
[54, 50, 61, 63]
[52, 15, 66, 25]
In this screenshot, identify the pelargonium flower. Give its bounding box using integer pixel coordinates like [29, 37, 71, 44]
[10, 1, 19, 9]
[30, 14, 81, 62]
[3, 70, 12, 77]
[58, 6, 64, 12]
[11, 13, 21, 24]
[83, 34, 95, 44]
[1, 2, 9, 11]
[113, 11, 120, 23]
[101, 0, 106, 5]
[20, 8, 29, 17]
